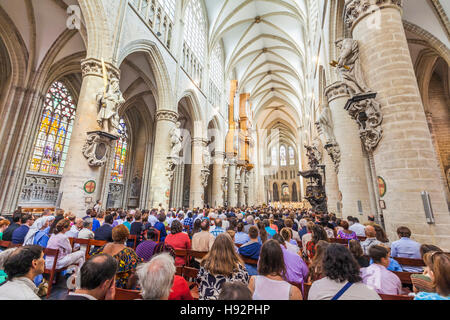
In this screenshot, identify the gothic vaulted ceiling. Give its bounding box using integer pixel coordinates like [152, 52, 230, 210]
[204, 0, 309, 132]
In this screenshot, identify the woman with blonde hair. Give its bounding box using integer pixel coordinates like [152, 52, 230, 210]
[197, 233, 249, 300]
[415, 251, 450, 300]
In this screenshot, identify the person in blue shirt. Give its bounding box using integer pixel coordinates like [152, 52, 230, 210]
[154, 212, 167, 242]
[263, 219, 276, 238]
[414, 251, 450, 300]
[11, 214, 34, 244]
[238, 226, 262, 276]
[235, 222, 250, 245]
[391, 226, 422, 272]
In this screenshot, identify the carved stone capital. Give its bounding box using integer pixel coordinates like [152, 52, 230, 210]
[344, 0, 403, 32]
[81, 58, 120, 80]
[191, 137, 208, 147]
[82, 131, 117, 167]
[156, 110, 179, 123]
[325, 82, 350, 103]
[345, 94, 383, 152]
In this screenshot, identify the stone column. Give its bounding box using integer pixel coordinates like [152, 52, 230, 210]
[211, 151, 225, 207]
[248, 170, 255, 206]
[190, 137, 206, 208]
[345, 0, 450, 247]
[148, 109, 179, 210]
[324, 153, 340, 214]
[237, 167, 245, 207]
[325, 82, 372, 218]
[227, 155, 237, 207]
[59, 59, 120, 216]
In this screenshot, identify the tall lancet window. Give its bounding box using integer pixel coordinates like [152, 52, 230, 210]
[28, 81, 77, 175]
[289, 146, 295, 166]
[110, 118, 128, 183]
[184, 0, 206, 64]
[271, 146, 277, 167]
[280, 145, 287, 166]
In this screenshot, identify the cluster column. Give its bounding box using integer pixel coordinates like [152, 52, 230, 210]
[325, 82, 372, 218]
[59, 58, 120, 216]
[226, 155, 238, 207]
[345, 0, 450, 247]
[148, 110, 179, 209]
[211, 151, 225, 207]
[189, 137, 206, 209]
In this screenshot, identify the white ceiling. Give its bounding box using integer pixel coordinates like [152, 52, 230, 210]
[204, 0, 309, 132]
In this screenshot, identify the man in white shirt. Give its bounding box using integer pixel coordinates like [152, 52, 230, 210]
[0, 245, 45, 300]
[66, 218, 84, 238]
[147, 210, 159, 227]
[349, 217, 366, 237]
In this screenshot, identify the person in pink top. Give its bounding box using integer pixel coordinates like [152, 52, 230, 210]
[336, 220, 358, 240]
[164, 220, 191, 266]
[45, 219, 85, 271]
[361, 245, 402, 295]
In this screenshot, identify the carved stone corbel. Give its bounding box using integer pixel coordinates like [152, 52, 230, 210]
[82, 131, 117, 167]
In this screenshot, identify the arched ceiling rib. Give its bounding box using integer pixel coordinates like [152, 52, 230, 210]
[204, 0, 309, 137]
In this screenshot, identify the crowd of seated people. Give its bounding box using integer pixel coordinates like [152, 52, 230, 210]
[0, 205, 448, 301]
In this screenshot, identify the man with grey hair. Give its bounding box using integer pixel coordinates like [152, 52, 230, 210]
[244, 215, 254, 234]
[77, 218, 95, 254]
[136, 253, 175, 300]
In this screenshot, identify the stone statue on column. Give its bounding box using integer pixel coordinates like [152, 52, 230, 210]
[166, 121, 183, 181]
[331, 38, 383, 152]
[96, 78, 124, 133]
[335, 38, 371, 98]
[315, 100, 341, 174]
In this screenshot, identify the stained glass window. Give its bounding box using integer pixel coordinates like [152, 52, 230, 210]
[110, 118, 128, 183]
[28, 81, 77, 175]
[289, 146, 295, 165]
[271, 146, 277, 167]
[184, 0, 206, 64]
[280, 145, 287, 166]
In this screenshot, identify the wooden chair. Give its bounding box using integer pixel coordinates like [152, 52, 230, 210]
[43, 248, 69, 299]
[296, 240, 302, 248]
[0, 240, 11, 249]
[153, 229, 161, 243]
[393, 271, 421, 285]
[174, 249, 189, 266]
[379, 293, 414, 300]
[187, 250, 207, 267]
[70, 238, 91, 261]
[176, 266, 183, 276]
[235, 243, 242, 248]
[127, 234, 137, 250]
[357, 236, 367, 241]
[329, 238, 349, 245]
[114, 288, 142, 300]
[9, 243, 22, 248]
[86, 240, 107, 259]
[182, 267, 199, 300]
[392, 257, 426, 267]
[303, 282, 312, 300]
[239, 255, 258, 266]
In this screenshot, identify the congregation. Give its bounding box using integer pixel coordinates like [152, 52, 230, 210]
[0, 205, 448, 301]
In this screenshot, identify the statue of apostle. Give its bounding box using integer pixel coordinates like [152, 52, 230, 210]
[96, 78, 125, 133]
[335, 38, 371, 97]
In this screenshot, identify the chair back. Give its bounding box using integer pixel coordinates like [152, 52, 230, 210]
[235, 243, 242, 248]
[176, 266, 183, 276]
[0, 240, 11, 249]
[182, 267, 199, 281]
[174, 249, 189, 263]
[153, 229, 161, 243]
[239, 255, 258, 266]
[187, 250, 207, 260]
[392, 257, 426, 267]
[43, 248, 60, 273]
[71, 238, 91, 260]
[392, 271, 420, 285]
[114, 288, 142, 300]
[357, 236, 367, 241]
[127, 234, 137, 250]
[379, 293, 414, 300]
[329, 238, 348, 245]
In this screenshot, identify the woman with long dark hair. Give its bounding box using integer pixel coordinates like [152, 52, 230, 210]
[308, 244, 380, 300]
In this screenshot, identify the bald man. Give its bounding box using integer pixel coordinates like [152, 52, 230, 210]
[360, 225, 382, 255]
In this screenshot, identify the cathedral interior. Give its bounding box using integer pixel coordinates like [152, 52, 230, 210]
[0, 0, 449, 250]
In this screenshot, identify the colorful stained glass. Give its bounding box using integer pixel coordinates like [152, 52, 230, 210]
[110, 118, 128, 183]
[28, 81, 77, 175]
